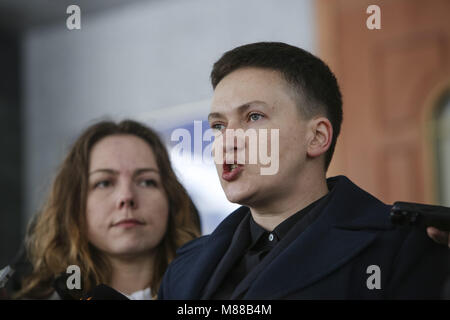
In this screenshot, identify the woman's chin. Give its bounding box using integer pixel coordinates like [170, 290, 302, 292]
[106, 241, 155, 258]
[224, 187, 254, 205]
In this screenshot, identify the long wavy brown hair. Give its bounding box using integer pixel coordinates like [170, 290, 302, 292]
[15, 120, 201, 299]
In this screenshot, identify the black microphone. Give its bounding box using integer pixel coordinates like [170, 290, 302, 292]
[82, 284, 129, 300]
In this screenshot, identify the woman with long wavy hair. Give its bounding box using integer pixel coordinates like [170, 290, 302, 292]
[14, 119, 201, 299]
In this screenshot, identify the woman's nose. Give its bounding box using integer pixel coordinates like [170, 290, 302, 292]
[116, 184, 137, 210]
[119, 198, 136, 209]
[223, 124, 246, 152]
[212, 121, 246, 164]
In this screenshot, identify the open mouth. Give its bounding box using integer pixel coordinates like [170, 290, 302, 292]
[222, 163, 243, 182]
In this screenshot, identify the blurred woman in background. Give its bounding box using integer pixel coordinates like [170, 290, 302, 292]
[13, 119, 201, 299]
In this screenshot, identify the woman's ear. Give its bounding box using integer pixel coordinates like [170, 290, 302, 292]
[306, 117, 333, 158]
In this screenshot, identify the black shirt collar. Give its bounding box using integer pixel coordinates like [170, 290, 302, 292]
[249, 192, 330, 248]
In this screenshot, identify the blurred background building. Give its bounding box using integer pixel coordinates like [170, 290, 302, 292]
[0, 0, 448, 267]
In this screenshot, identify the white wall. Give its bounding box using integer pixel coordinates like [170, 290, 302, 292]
[22, 0, 316, 233]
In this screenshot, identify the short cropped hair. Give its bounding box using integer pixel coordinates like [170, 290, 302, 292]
[211, 42, 343, 170]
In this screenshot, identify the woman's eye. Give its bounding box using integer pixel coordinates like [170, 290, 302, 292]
[249, 113, 264, 122]
[94, 180, 112, 189]
[211, 123, 225, 131]
[139, 179, 157, 187]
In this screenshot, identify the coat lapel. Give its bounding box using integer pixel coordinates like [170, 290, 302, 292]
[179, 206, 249, 299]
[240, 176, 393, 299]
[179, 175, 393, 299]
[242, 222, 381, 299]
[200, 213, 251, 299]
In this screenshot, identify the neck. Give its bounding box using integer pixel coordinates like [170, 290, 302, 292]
[107, 252, 154, 296]
[250, 168, 329, 231]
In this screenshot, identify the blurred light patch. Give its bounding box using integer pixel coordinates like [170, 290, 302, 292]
[144, 102, 240, 235]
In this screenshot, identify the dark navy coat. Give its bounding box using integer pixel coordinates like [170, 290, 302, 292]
[159, 176, 449, 299]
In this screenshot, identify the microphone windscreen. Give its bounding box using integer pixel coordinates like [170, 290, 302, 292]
[83, 284, 129, 300]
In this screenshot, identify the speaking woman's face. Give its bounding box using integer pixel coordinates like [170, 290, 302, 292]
[85, 134, 169, 259]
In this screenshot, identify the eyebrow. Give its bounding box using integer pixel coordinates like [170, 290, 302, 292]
[89, 168, 160, 176]
[208, 100, 268, 121]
